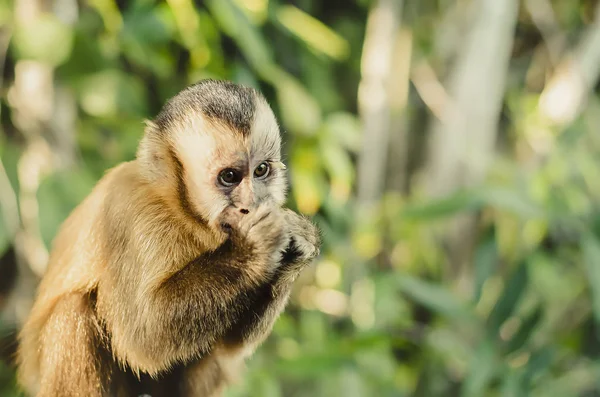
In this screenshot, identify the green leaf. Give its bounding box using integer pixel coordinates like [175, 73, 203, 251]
[0, 206, 8, 257]
[476, 187, 544, 218]
[206, 0, 276, 78]
[501, 370, 526, 397]
[0, 359, 22, 397]
[400, 187, 543, 222]
[119, 5, 175, 78]
[0, 148, 20, 257]
[323, 112, 362, 152]
[400, 190, 479, 221]
[473, 234, 498, 303]
[487, 261, 528, 333]
[522, 347, 554, 386]
[397, 275, 472, 319]
[38, 168, 97, 248]
[57, 32, 110, 79]
[122, 4, 172, 45]
[582, 233, 600, 326]
[461, 338, 497, 397]
[274, 352, 349, 379]
[251, 373, 282, 397]
[504, 306, 543, 354]
[530, 360, 597, 397]
[320, 138, 354, 196]
[276, 77, 322, 136]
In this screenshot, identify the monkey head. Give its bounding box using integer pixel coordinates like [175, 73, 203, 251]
[137, 80, 288, 231]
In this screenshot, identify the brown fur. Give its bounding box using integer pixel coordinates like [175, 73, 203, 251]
[16, 80, 320, 396]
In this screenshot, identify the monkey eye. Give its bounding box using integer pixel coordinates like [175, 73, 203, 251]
[218, 168, 242, 187]
[254, 162, 270, 179]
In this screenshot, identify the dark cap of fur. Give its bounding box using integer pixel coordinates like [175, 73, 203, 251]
[154, 79, 259, 137]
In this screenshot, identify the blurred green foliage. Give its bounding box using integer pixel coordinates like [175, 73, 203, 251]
[2, 0, 600, 396]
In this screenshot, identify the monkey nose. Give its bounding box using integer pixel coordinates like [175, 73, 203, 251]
[239, 208, 249, 214]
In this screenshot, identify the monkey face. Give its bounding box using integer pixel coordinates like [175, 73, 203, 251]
[169, 97, 288, 229]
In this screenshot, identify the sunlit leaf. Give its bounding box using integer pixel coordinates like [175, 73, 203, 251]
[290, 168, 324, 216]
[88, 0, 123, 35]
[352, 206, 384, 259]
[233, 0, 268, 25]
[206, 0, 276, 78]
[323, 112, 362, 153]
[166, 0, 211, 68]
[12, 15, 74, 66]
[0, 0, 11, 27]
[76, 69, 148, 117]
[320, 139, 354, 203]
[276, 5, 350, 61]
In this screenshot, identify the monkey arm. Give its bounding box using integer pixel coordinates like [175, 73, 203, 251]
[126, 238, 274, 374]
[222, 211, 321, 348]
[220, 249, 302, 348]
[101, 202, 315, 377]
[179, 214, 320, 397]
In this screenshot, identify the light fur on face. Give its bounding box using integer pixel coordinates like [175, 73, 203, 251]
[248, 97, 287, 206]
[170, 94, 287, 227]
[171, 116, 241, 228]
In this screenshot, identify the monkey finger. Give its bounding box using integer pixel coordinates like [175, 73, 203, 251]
[219, 207, 243, 232]
[289, 233, 319, 262]
[238, 202, 274, 235]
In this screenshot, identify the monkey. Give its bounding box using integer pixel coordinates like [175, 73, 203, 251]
[16, 79, 321, 397]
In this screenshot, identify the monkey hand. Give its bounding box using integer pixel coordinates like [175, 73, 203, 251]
[280, 209, 320, 267]
[221, 202, 290, 261]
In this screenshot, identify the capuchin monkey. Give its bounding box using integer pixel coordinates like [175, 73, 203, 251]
[16, 79, 321, 397]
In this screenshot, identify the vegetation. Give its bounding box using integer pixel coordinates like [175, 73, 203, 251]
[2, 0, 600, 396]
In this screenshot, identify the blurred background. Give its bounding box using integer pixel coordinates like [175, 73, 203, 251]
[1, 0, 600, 396]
